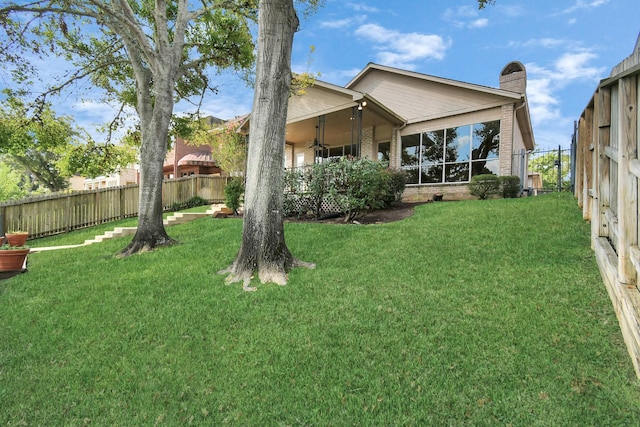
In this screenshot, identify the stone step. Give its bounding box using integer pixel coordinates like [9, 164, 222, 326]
[32, 204, 233, 252]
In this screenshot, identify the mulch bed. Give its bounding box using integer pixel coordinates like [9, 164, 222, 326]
[284, 201, 427, 225]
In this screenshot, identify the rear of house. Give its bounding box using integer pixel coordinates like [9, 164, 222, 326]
[244, 61, 535, 201]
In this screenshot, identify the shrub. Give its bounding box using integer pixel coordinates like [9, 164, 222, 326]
[282, 159, 406, 220]
[325, 158, 394, 221]
[224, 177, 244, 215]
[382, 168, 408, 206]
[469, 174, 500, 200]
[184, 196, 208, 208]
[305, 163, 330, 219]
[499, 175, 521, 198]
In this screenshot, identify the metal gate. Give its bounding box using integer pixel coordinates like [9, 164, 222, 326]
[513, 145, 572, 195]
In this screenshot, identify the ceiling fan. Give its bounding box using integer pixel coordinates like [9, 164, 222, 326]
[308, 138, 331, 149]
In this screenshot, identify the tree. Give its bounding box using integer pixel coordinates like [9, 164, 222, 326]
[0, 96, 137, 194]
[219, 0, 315, 290]
[529, 151, 571, 191]
[219, 0, 490, 290]
[0, 0, 256, 256]
[0, 100, 76, 192]
[188, 117, 248, 177]
[0, 158, 27, 202]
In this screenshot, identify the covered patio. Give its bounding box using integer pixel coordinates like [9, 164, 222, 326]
[240, 80, 405, 168]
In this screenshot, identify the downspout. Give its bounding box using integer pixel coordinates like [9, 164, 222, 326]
[513, 99, 527, 193]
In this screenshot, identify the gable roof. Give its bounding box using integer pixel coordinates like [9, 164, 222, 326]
[347, 63, 522, 100]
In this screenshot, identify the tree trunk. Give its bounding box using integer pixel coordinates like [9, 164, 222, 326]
[120, 81, 176, 256]
[219, 0, 314, 290]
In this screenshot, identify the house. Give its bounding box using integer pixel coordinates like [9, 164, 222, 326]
[163, 137, 221, 179]
[241, 61, 535, 201]
[69, 166, 140, 191]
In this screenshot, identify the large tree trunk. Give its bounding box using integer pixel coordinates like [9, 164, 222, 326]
[220, 0, 314, 290]
[120, 79, 176, 257]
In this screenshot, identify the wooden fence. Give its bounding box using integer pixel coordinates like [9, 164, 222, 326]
[0, 175, 228, 239]
[574, 34, 640, 378]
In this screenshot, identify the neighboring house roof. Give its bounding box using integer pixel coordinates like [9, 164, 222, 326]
[177, 152, 216, 167]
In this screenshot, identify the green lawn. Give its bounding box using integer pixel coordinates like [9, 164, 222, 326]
[2, 193, 639, 425]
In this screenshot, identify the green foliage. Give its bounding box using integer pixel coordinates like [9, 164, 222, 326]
[0, 100, 77, 192]
[283, 167, 309, 217]
[469, 174, 500, 200]
[184, 196, 208, 209]
[0, 1, 257, 118]
[304, 162, 330, 219]
[283, 159, 407, 221]
[0, 159, 26, 202]
[224, 177, 244, 215]
[188, 118, 248, 176]
[381, 166, 408, 205]
[477, 0, 496, 9]
[529, 151, 571, 190]
[499, 175, 521, 198]
[170, 196, 209, 212]
[58, 141, 138, 179]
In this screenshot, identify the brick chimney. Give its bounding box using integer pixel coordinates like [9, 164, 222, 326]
[499, 61, 527, 94]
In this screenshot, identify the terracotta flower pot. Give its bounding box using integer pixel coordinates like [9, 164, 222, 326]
[5, 232, 28, 247]
[0, 248, 29, 272]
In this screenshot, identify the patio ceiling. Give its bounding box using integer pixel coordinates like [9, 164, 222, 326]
[285, 101, 403, 147]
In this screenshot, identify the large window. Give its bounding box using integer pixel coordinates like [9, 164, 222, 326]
[401, 120, 500, 184]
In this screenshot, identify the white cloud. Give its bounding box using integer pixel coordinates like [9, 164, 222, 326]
[560, 0, 610, 14]
[523, 49, 607, 148]
[469, 18, 489, 29]
[354, 24, 450, 69]
[316, 68, 362, 85]
[443, 6, 490, 29]
[445, 5, 479, 19]
[320, 18, 354, 29]
[554, 51, 604, 81]
[500, 5, 526, 17]
[346, 3, 380, 13]
[511, 38, 569, 49]
[526, 78, 561, 124]
[319, 15, 367, 29]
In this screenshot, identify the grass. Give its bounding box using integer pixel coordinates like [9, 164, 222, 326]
[1, 193, 639, 425]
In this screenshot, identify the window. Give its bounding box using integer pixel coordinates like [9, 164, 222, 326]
[316, 144, 359, 163]
[378, 141, 390, 162]
[400, 120, 500, 184]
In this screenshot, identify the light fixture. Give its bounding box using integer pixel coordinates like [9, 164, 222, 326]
[358, 101, 367, 111]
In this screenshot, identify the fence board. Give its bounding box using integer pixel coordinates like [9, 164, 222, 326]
[0, 175, 228, 239]
[617, 76, 638, 284]
[574, 35, 640, 378]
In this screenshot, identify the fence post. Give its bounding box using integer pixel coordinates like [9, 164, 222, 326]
[616, 75, 638, 285]
[519, 148, 526, 194]
[556, 145, 562, 192]
[571, 121, 577, 193]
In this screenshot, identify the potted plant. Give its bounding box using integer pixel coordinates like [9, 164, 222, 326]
[5, 230, 28, 247]
[0, 243, 30, 272]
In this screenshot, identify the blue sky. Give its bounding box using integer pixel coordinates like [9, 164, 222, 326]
[193, 0, 637, 151]
[6, 0, 638, 151]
